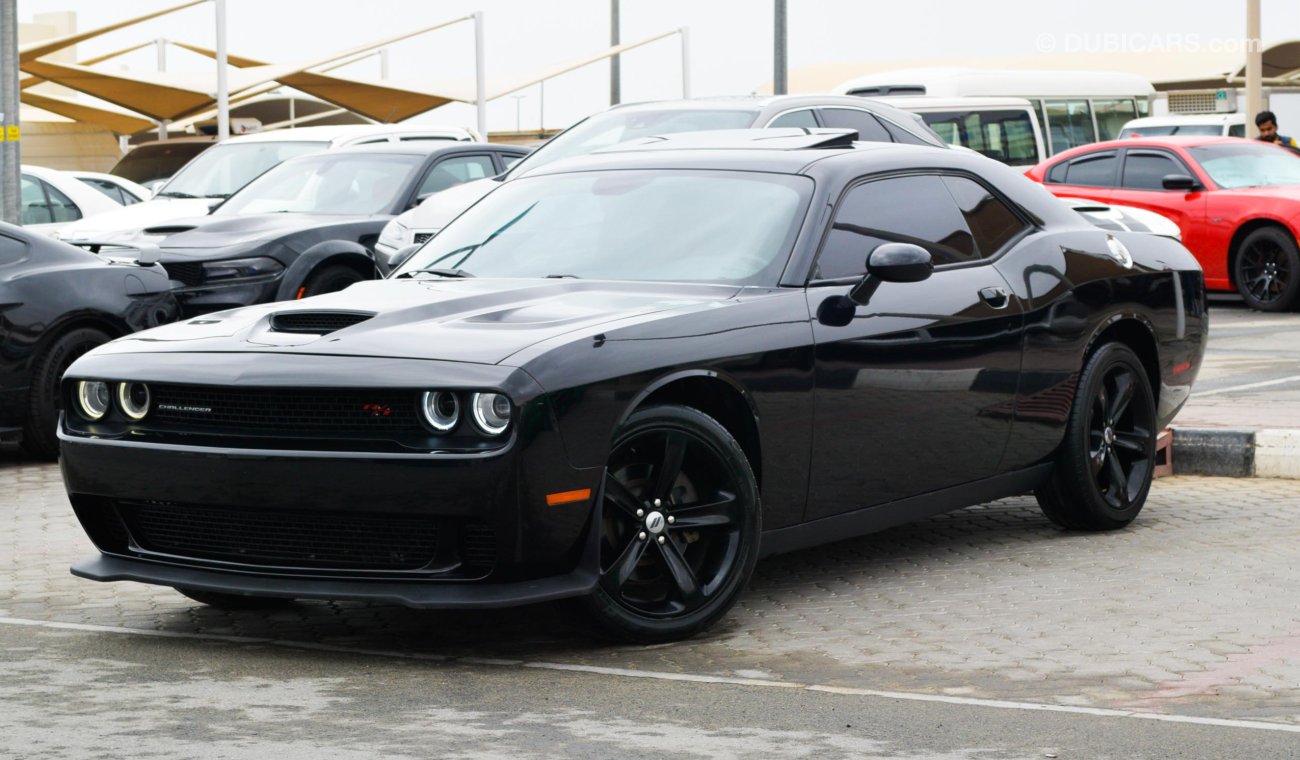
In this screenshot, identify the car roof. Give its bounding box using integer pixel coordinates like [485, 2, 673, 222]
[323, 142, 526, 158]
[1122, 114, 1244, 126]
[221, 124, 475, 145]
[1048, 135, 1244, 159]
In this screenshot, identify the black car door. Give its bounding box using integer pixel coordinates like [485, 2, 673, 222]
[805, 172, 1028, 520]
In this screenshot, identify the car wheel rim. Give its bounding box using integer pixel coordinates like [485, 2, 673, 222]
[599, 427, 744, 619]
[1239, 238, 1291, 305]
[1087, 364, 1154, 511]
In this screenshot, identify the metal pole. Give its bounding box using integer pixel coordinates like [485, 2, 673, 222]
[1, 0, 19, 225]
[156, 37, 166, 71]
[215, 0, 230, 141]
[609, 0, 620, 105]
[1246, 0, 1263, 138]
[539, 81, 545, 132]
[379, 48, 389, 81]
[680, 27, 691, 99]
[474, 11, 486, 140]
[774, 0, 787, 95]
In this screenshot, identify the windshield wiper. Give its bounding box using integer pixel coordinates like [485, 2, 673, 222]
[545, 274, 581, 279]
[155, 190, 200, 199]
[396, 267, 475, 279]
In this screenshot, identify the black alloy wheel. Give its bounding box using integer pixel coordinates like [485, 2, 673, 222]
[1234, 227, 1300, 311]
[22, 327, 111, 460]
[297, 265, 365, 300]
[175, 588, 296, 610]
[1035, 343, 1157, 530]
[582, 405, 760, 643]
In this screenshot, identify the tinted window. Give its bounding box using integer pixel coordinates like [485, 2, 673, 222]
[109, 141, 212, 184]
[502, 154, 525, 169]
[767, 109, 818, 128]
[1229, 124, 1246, 138]
[941, 176, 1027, 256]
[819, 108, 892, 142]
[816, 175, 976, 279]
[1045, 100, 1094, 153]
[42, 181, 81, 222]
[921, 109, 1038, 165]
[878, 117, 932, 145]
[1122, 152, 1185, 190]
[20, 176, 52, 225]
[79, 177, 133, 205]
[419, 155, 496, 195]
[1064, 153, 1118, 186]
[1046, 161, 1069, 183]
[0, 233, 29, 267]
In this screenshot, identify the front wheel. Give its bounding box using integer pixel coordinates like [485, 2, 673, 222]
[581, 405, 760, 643]
[1234, 227, 1300, 311]
[1035, 343, 1157, 531]
[296, 265, 365, 300]
[22, 327, 111, 460]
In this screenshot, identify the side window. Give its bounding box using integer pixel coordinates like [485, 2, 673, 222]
[42, 181, 82, 222]
[767, 109, 818, 128]
[80, 177, 123, 203]
[501, 154, 525, 170]
[819, 108, 892, 143]
[815, 175, 977, 280]
[1045, 161, 1069, 183]
[1228, 124, 1246, 138]
[0, 233, 29, 267]
[20, 176, 53, 225]
[418, 155, 496, 196]
[1044, 99, 1095, 153]
[1121, 151, 1186, 190]
[941, 176, 1028, 257]
[878, 118, 931, 145]
[1064, 153, 1118, 187]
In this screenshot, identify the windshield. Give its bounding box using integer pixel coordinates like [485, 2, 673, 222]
[157, 140, 325, 199]
[395, 170, 810, 285]
[1190, 142, 1300, 189]
[215, 153, 423, 216]
[1125, 125, 1222, 137]
[503, 108, 760, 179]
[110, 141, 213, 184]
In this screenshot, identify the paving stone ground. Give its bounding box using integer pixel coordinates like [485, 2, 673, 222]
[3, 453, 1298, 727]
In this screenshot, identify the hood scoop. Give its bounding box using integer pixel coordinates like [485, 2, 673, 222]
[142, 224, 200, 235]
[269, 311, 376, 335]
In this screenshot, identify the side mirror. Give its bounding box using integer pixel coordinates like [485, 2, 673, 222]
[848, 243, 933, 305]
[1161, 174, 1200, 191]
[388, 243, 422, 272]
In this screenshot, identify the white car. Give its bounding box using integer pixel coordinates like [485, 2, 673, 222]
[58, 124, 481, 243]
[70, 171, 151, 206]
[1119, 114, 1246, 139]
[19, 165, 127, 235]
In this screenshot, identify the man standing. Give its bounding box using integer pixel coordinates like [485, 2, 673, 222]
[1255, 110, 1300, 155]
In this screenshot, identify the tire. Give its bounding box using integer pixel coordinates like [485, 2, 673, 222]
[175, 588, 296, 610]
[1233, 226, 1300, 312]
[21, 327, 112, 461]
[297, 265, 365, 299]
[581, 405, 761, 643]
[1035, 343, 1157, 531]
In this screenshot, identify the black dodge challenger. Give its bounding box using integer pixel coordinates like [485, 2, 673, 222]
[59, 131, 1207, 642]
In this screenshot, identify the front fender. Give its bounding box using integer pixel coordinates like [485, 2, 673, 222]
[274, 241, 377, 301]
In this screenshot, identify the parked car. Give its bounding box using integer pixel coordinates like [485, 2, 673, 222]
[1119, 114, 1246, 139]
[0, 223, 178, 459]
[121, 142, 527, 317]
[71, 171, 150, 206]
[1026, 135, 1300, 310]
[61, 131, 1206, 642]
[374, 94, 948, 263]
[20, 165, 127, 234]
[873, 96, 1047, 166]
[109, 136, 216, 191]
[1060, 197, 1182, 240]
[58, 124, 482, 244]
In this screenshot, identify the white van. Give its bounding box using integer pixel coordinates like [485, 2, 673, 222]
[835, 67, 1154, 156]
[59, 124, 480, 242]
[1117, 113, 1246, 139]
[875, 96, 1046, 166]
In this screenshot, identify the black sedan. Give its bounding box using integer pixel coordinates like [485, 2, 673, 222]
[129, 142, 527, 317]
[0, 223, 178, 459]
[59, 130, 1207, 642]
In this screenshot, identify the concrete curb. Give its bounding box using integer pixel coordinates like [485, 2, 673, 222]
[1169, 427, 1300, 479]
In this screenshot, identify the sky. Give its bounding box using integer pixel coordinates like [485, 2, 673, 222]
[18, 0, 1300, 134]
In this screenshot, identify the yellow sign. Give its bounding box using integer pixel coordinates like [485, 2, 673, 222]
[3, 126, 17, 142]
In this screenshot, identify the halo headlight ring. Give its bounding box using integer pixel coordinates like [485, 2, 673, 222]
[470, 392, 512, 437]
[420, 390, 461, 433]
[75, 380, 112, 421]
[117, 382, 151, 421]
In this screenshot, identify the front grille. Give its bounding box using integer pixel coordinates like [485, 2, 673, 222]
[163, 262, 204, 287]
[119, 501, 440, 571]
[270, 311, 375, 334]
[149, 385, 425, 434]
[459, 523, 497, 572]
[413, 232, 434, 245]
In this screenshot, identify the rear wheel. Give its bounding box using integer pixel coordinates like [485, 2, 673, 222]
[297, 265, 365, 299]
[175, 588, 295, 610]
[1234, 227, 1300, 311]
[581, 405, 760, 643]
[22, 327, 111, 460]
[1035, 343, 1157, 530]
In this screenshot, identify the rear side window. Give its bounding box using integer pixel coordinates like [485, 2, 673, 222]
[1059, 153, 1118, 187]
[1046, 161, 1069, 183]
[419, 155, 496, 196]
[815, 175, 977, 279]
[0, 233, 29, 267]
[42, 181, 82, 222]
[768, 109, 818, 128]
[819, 108, 892, 143]
[1122, 152, 1186, 190]
[1229, 124, 1246, 138]
[941, 176, 1028, 256]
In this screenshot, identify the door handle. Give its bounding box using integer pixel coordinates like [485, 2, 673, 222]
[979, 287, 1009, 309]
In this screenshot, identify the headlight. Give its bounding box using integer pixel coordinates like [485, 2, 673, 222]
[420, 390, 460, 433]
[201, 256, 285, 282]
[75, 380, 112, 421]
[379, 220, 409, 249]
[117, 382, 151, 420]
[470, 392, 512, 436]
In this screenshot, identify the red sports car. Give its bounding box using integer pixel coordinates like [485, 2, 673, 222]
[1026, 136, 1300, 310]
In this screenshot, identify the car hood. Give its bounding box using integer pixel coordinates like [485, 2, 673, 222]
[136, 213, 381, 253]
[105, 278, 747, 366]
[56, 197, 221, 242]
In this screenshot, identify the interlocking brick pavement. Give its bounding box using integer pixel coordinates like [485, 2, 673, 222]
[3, 453, 1299, 725]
